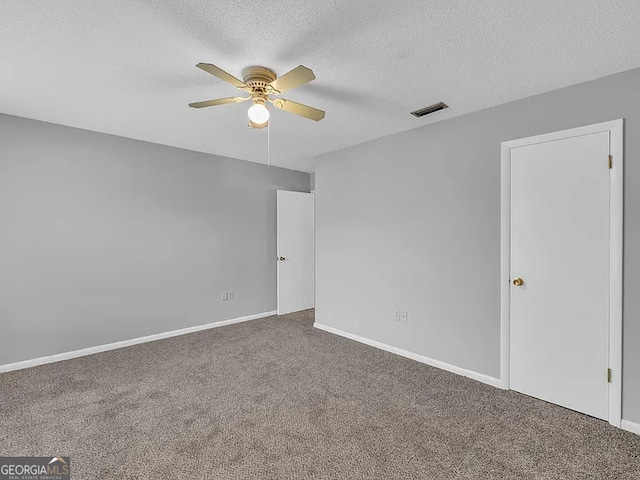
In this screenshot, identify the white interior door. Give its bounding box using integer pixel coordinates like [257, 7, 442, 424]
[277, 191, 315, 315]
[510, 131, 611, 420]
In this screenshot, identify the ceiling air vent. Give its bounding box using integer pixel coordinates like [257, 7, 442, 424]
[410, 102, 448, 118]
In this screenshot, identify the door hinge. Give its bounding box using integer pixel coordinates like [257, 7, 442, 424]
[607, 368, 612, 383]
[608, 155, 613, 169]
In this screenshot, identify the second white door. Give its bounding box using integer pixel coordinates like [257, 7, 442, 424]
[509, 130, 611, 420]
[277, 190, 315, 315]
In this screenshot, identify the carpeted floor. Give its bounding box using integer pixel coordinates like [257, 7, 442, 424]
[1, 310, 639, 479]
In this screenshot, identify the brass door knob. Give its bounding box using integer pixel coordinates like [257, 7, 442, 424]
[513, 277, 524, 286]
[278, 256, 285, 261]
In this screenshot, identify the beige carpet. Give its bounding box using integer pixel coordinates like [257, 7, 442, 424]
[1, 309, 639, 479]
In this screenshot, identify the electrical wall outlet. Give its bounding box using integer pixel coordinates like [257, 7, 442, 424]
[221, 291, 228, 301]
[394, 309, 400, 321]
[400, 311, 408, 323]
[228, 290, 234, 300]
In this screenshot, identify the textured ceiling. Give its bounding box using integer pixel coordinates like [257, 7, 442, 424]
[1, 1, 640, 172]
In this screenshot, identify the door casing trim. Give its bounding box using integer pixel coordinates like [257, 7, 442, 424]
[500, 119, 624, 428]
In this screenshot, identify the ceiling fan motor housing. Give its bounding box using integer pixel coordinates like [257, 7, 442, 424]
[242, 66, 277, 92]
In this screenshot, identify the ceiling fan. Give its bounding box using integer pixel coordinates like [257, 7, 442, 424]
[189, 63, 325, 129]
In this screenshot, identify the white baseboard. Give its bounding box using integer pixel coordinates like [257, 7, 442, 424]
[621, 419, 640, 436]
[313, 322, 502, 389]
[0, 311, 277, 374]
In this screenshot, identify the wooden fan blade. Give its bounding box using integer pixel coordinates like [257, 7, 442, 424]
[196, 63, 248, 90]
[189, 96, 249, 108]
[270, 98, 325, 121]
[268, 65, 316, 94]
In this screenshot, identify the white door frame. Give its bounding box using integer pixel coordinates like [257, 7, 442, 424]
[500, 119, 623, 428]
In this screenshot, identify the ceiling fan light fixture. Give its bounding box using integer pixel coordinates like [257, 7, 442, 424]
[248, 118, 268, 129]
[247, 102, 270, 125]
[189, 63, 325, 126]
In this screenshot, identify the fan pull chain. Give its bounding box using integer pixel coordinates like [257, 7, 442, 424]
[267, 116, 271, 168]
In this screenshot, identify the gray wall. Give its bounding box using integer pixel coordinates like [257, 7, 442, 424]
[315, 67, 640, 423]
[0, 114, 309, 365]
